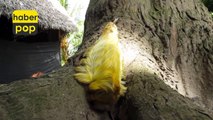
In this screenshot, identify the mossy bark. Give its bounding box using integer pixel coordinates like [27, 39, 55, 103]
[0, 0, 213, 120]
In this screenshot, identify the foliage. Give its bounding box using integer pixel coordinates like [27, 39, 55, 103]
[67, 20, 84, 57]
[202, 0, 213, 11]
[201, 0, 213, 17]
[58, 0, 86, 65]
[59, 0, 68, 10]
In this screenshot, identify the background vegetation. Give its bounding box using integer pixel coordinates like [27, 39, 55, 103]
[58, 0, 89, 65]
[202, 0, 213, 17]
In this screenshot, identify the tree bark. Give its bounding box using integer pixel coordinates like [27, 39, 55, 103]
[83, 0, 213, 107]
[0, 0, 213, 120]
[78, 0, 213, 119]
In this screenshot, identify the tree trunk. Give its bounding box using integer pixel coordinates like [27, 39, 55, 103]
[0, 0, 213, 120]
[78, 0, 213, 119]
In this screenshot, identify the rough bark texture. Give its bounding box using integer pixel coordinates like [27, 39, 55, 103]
[78, 0, 213, 119]
[82, 0, 213, 110]
[0, 0, 213, 120]
[0, 67, 111, 120]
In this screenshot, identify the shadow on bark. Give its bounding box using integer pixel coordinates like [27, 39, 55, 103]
[116, 71, 213, 120]
[0, 65, 212, 120]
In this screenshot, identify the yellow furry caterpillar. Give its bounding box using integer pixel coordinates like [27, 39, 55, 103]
[74, 21, 127, 110]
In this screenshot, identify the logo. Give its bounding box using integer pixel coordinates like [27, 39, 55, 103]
[12, 10, 38, 35]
